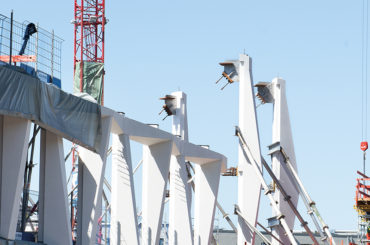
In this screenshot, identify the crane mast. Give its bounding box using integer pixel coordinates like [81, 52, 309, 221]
[73, 0, 105, 105]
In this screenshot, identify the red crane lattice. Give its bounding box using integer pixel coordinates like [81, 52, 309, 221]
[73, 0, 106, 101]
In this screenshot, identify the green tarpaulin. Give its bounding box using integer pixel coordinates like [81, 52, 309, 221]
[74, 61, 104, 104]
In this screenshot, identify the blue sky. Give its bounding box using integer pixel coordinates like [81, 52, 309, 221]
[1, 0, 365, 231]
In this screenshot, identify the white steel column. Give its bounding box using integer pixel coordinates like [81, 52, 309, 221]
[169, 91, 193, 245]
[271, 77, 299, 245]
[141, 140, 172, 245]
[77, 116, 112, 245]
[237, 54, 262, 245]
[38, 130, 72, 245]
[171, 91, 189, 141]
[193, 160, 222, 245]
[0, 115, 30, 240]
[110, 133, 139, 245]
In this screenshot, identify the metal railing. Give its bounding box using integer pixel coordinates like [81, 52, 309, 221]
[0, 13, 63, 84]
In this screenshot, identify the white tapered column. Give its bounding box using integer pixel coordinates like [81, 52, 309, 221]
[271, 78, 299, 245]
[171, 91, 189, 141]
[39, 130, 72, 245]
[110, 133, 139, 245]
[77, 116, 112, 245]
[193, 160, 222, 245]
[142, 140, 172, 245]
[169, 91, 193, 245]
[0, 116, 30, 239]
[237, 54, 262, 245]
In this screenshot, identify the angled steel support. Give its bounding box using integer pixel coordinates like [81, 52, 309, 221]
[235, 126, 299, 245]
[110, 133, 139, 245]
[0, 116, 30, 240]
[277, 145, 335, 245]
[141, 140, 172, 245]
[77, 115, 112, 245]
[193, 160, 222, 245]
[38, 130, 72, 245]
[234, 205, 271, 245]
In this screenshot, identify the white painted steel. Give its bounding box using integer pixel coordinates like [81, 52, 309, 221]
[38, 130, 72, 245]
[270, 78, 299, 245]
[281, 148, 335, 245]
[0, 116, 30, 240]
[235, 207, 271, 245]
[110, 133, 139, 245]
[169, 91, 193, 245]
[171, 91, 189, 141]
[193, 160, 222, 245]
[169, 155, 193, 245]
[0, 87, 226, 244]
[236, 54, 262, 245]
[76, 116, 112, 245]
[236, 128, 298, 245]
[141, 141, 172, 245]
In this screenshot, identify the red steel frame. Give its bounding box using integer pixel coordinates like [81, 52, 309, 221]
[73, 0, 105, 104]
[356, 171, 370, 245]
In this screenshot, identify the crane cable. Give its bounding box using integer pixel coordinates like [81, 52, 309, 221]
[361, 0, 369, 174]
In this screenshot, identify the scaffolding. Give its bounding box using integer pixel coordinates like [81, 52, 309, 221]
[355, 171, 370, 244]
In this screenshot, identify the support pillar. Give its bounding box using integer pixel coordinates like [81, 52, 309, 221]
[141, 141, 172, 245]
[193, 160, 222, 245]
[270, 78, 299, 245]
[77, 116, 112, 245]
[0, 115, 30, 240]
[169, 155, 193, 245]
[110, 133, 139, 245]
[169, 91, 193, 245]
[237, 54, 262, 245]
[39, 130, 72, 245]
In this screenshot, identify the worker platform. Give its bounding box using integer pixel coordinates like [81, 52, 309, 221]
[355, 171, 370, 212]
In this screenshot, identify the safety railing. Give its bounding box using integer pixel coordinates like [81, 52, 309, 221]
[0, 13, 63, 87]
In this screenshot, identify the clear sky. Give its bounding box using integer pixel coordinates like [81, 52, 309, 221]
[1, 0, 365, 231]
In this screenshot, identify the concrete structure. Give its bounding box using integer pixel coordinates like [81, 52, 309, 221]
[39, 130, 72, 245]
[236, 54, 263, 245]
[270, 78, 299, 245]
[110, 133, 140, 245]
[0, 67, 226, 245]
[168, 92, 193, 245]
[0, 116, 30, 240]
[219, 54, 263, 245]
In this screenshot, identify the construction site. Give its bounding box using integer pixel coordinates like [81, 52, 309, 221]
[0, 1, 367, 245]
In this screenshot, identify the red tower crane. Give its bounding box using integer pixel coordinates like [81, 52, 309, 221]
[73, 0, 106, 105]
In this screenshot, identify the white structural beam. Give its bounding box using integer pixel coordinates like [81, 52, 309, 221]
[77, 116, 112, 245]
[193, 160, 222, 245]
[111, 111, 226, 170]
[142, 140, 173, 245]
[111, 111, 173, 146]
[38, 130, 72, 245]
[169, 91, 193, 245]
[110, 133, 139, 245]
[0, 116, 30, 240]
[237, 54, 262, 245]
[270, 77, 299, 245]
